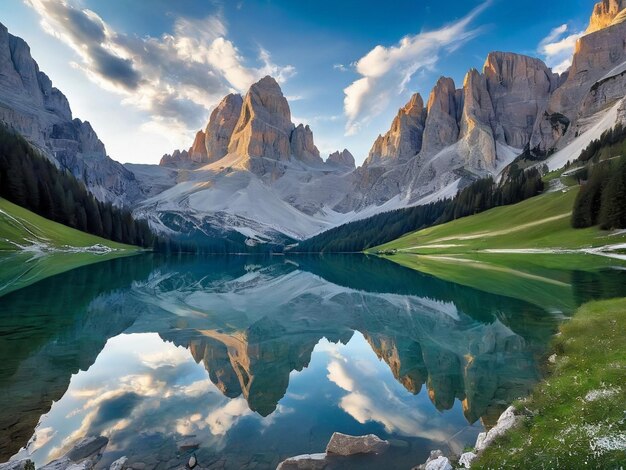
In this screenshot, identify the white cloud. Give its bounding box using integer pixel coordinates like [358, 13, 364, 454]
[206, 397, 253, 435]
[25, 0, 294, 146]
[343, 1, 490, 136]
[538, 24, 584, 75]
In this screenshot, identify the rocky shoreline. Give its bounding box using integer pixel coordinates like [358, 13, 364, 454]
[0, 407, 522, 470]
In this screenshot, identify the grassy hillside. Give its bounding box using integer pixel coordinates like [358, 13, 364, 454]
[472, 297, 626, 469]
[0, 197, 140, 296]
[370, 187, 626, 308]
[372, 188, 626, 255]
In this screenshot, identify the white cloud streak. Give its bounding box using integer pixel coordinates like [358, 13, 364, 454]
[24, 0, 295, 145]
[538, 24, 584, 75]
[343, 1, 491, 136]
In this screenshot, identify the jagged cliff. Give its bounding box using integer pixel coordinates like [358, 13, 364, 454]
[345, 51, 558, 209]
[0, 22, 143, 206]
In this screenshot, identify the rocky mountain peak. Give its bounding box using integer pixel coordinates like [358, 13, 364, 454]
[228, 75, 294, 161]
[205, 93, 243, 163]
[586, 0, 626, 33]
[327, 149, 355, 169]
[290, 123, 323, 165]
[189, 130, 208, 162]
[365, 92, 426, 166]
[421, 76, 460, 155]
[482, 52, 556, 149]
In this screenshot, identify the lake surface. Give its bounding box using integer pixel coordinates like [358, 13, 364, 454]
[1, 254, 625, 469]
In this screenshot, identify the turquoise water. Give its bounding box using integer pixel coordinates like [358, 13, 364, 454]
[1, 254, 624, 469]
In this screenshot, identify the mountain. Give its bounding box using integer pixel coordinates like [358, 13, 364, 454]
[2, 0, 626, 251]
[135, 76, 358, 250]
[0, 22, 143, 207]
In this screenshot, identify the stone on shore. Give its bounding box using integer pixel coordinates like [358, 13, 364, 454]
[275, 453, 327, 470]
[413, 450, 453, 470]
[325, 432, 389, 456]
[474, 406, 522, 453]
[459, 451, 477, 468]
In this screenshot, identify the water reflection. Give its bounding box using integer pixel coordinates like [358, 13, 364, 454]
[0, 254, 624, 468]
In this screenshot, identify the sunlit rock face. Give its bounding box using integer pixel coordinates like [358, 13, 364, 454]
[229, 76, 294, 162]
[366, 93, 426, 166]
[205, 93, 243, 163]
[586, 0, 626, 33]
[421, 77, 461, 156]
[530, 15, 626, 154]
[0, 22, 142, 206]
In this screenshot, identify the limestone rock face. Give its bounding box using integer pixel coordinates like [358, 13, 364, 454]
[421, 77, 461, 155]
[228, 75, 294, 161]
[483, 52, 557, 148]
[326, 149, 355, 169]
[0, 21, 142, 206]
[459, 68, 499, 170]
[204, 93, 243, 162]
[188, 130, 208, 163]
[586, 0, 626, 33]
[290, 124, 323, 165]
[159, 149, 189, 166]
[366, 93, 426, 165]
[531, 19, 626, 154]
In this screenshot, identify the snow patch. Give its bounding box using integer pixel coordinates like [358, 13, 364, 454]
[546, 100, 623, 171]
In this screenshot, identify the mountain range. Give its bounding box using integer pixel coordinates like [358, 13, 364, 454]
[1, 0, 626, 250]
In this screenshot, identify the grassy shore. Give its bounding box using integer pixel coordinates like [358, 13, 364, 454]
[0, 198, 141, 296]
[472, 297, 626, 469]
[371, 188, 626, 256]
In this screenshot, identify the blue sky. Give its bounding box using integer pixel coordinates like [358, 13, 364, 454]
[2, 0, 594, 164]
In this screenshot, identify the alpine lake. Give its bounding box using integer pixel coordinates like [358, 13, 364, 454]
[1, 253, 625, 469]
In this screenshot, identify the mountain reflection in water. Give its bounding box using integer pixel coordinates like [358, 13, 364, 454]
[1, 254, 624, 469]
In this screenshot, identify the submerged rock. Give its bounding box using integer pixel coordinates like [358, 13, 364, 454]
[325, 432, 389, 456]
[109, 457, 128, 470]
[276, 453, 327, 470]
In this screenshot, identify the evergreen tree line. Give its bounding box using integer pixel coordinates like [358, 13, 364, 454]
[0, 125, 155, 247]
[296, 168, 544, 253]
[572, 156, 626, 230]
[575, 123, 626, 165]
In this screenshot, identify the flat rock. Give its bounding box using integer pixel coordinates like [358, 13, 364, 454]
[66, 436, 109, 462]
[325, 432, 389, 456]
[177, 436, 200, 451]
[275, 453, 327, 470]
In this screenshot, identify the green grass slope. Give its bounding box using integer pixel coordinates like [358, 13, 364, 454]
[0, 197, 140, 296]
[372, 188, 626, 255]
[472, 297, 626, 469]
[370, 188, 626, 309]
